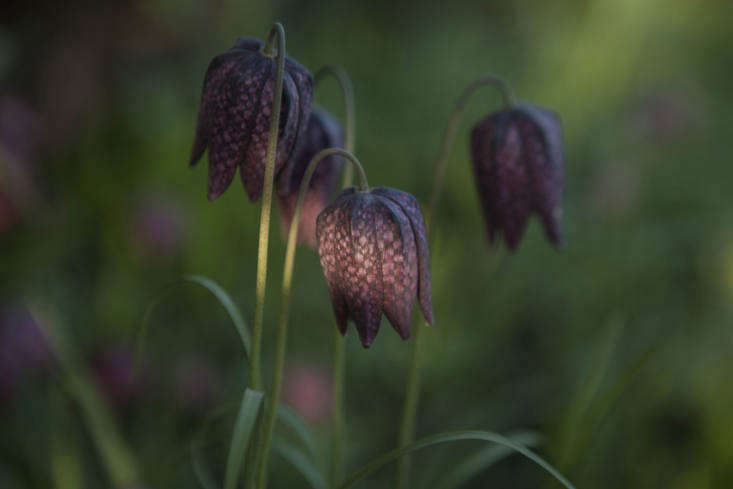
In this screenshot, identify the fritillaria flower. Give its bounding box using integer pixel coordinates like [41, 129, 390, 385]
[277, 109, 344, 247]
[190, 37, 313, 201]
[471, 103, 564, 250]
[316, 187, 433, 347]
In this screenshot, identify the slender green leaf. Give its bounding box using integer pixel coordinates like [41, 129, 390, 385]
[191, 404, 234, 489]
[273, 435, 326, 489]
[136, 275, 251, 372]
[191, 442, 220, 489]
[339, 430, 575, 489]
[223, 389, 264, 489]
[277, 404, 318, 458]
[432, 431, 541, 489]
[183, 275, 251, 358]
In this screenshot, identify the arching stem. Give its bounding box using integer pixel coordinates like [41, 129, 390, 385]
[396, 73, 516, 489]
[250, 22, 286, 392]
[314, 65, 356, 188]
[314, 64, 357, 489]
[256, 148, 367, 489]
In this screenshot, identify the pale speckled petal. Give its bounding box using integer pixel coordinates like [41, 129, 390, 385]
[371, 187, 433, 325]
[374, 199, 418, 339]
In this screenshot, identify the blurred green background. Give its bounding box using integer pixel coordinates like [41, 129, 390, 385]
[2, 0, 733, 488]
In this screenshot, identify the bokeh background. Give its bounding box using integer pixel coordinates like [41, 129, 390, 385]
[2, 0, 733, 488]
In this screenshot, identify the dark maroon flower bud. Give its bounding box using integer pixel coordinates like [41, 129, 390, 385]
[190, 38, 313, 202]
[277, 109, 345, 248]
[471, 103, 564, 250]
[316, 187, 433, 348]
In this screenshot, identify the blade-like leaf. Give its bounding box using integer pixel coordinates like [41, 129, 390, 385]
[432, 431, 541, 489]
[136, 275, 251, 371]
[223, 389, 264, 489]
[191, 442, 219, 489]
[339, 430, 575, 489]
[183, 275, 251, 358]
[277, 404, 318, 459]
[191, 404, 234, 489]
[273, 435, 326, 489]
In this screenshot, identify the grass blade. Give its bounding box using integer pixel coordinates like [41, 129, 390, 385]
[273, 435, 326, 489]
[277, 404, 319, 459]
[223, 388, 264, 489]
[339, 430, 575, 489]
[190, 404, 235, 489]
[432, 431, 541, 489]
[136, 275, 251, 371]
[183, 275, 251, 359]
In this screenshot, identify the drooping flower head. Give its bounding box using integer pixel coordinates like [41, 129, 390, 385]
[190, 37, 313, 201]
[316, 187, 433, 348]
[471, 103, 564, 250]
[277, 109, 344, 248]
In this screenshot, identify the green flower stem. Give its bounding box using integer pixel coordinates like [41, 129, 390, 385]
[256, 148, 367, 489]
[314, 64, 357, 489]
[314, 65, 357, 188]
[396, 73, 516, 489]
[329, 327, 346, 488]
[250, 22, 287, 392]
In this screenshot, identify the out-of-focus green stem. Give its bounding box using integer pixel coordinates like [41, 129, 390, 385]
[396, 73, 515, 489]
[250, 22, 286, 392]
[33, 306, 140, 489]
[314, 64, 357, 488]
[256, 149, 367, 489]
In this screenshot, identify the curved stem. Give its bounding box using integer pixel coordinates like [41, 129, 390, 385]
[427, 73, 515, 236]
[395, 72, 515, 489]
[342, 430, 575, 489]
[314, 66, 357, 188]
[256, 148, 367, 489]
[250, 22, 286, 393]
[313, 64, 356, 489]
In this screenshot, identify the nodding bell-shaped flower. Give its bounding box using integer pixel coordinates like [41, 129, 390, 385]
[277, 109, 344, 248]
[190, 37, 313, 202]
[471, 103, 564, 250]
[316, 187, 433, 348]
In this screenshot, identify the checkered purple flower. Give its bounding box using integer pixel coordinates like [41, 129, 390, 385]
[316, 187, 433, 348]
[471, 103, 564, 250]
[277, 109, 344, 248]
[190, 37, 313, 202]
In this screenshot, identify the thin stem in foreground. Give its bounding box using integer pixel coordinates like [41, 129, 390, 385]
[314, 64, 357, 489]
[250, 22, 287, 393]
[396, 73, 516, 489]
[256, 148, 368, 489]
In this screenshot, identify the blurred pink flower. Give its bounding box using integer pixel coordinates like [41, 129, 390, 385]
[130, 196, 187, 257]
[173, 356, 221, 412]
[0, 96, 41, 217]
[0, 305, 52, 406]
[632, 86, 703, 144]
[588, 161, 641, 219]
[91, 346, 147, 407]
[0, 192, 15, 233]
[282, 363, 332, 423]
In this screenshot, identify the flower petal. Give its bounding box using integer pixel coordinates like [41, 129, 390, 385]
[206, 54, 270, 200]
[371, 187, 433, 325]
[316, 199, 349, 333]
[374, 197, 418, 339]
[346, 193, 383, 347]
